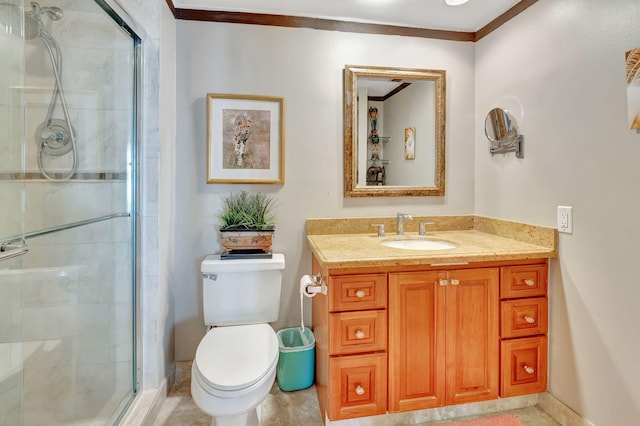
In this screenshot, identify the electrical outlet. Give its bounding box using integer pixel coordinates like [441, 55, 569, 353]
[557, 206, 573, 234]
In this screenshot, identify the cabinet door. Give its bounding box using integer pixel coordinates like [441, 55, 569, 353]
[328, 353, 387, 420]
[445, 268, 500, 405]
[501, 335, 548, 397]
[388, 271, 446, 412]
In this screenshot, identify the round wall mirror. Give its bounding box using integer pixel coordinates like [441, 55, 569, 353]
[484, 107, 524, 158]
[484, 107, 515, 142]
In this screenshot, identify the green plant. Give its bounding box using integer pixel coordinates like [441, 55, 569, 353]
[219, 192, 276, 231]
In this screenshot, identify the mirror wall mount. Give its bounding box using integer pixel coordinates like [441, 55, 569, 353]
[344, 65, 447, 197]
[485, 107, 524, 159]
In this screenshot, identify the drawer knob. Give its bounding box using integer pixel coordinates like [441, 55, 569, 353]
[523, 365, 535, 374]
[355, 290, 365, 298]
[524, 315, 536, 324]
[524, 279, 535, 287]
[355, 330, 365, 339]
[355, 385, 365, 396]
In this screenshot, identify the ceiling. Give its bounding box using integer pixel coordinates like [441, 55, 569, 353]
[171, 0, 523, 33]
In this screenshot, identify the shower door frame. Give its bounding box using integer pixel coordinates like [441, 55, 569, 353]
[98, 0, 146, 420]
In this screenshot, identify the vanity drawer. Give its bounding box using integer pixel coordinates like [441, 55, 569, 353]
[500, 335, 548, 397]
[329, 310, 387, 356]
[501, 265, 547, 299]
[501, 297, 548, 339]
[329, 274, 387, 312]
[329, 353, 387, 420]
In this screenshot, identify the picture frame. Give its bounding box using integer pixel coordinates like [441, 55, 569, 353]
[206, 93, 285, 184]
[404, 127, 416, 160]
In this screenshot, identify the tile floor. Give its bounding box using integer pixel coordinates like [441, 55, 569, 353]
[151, 365, 560, 426]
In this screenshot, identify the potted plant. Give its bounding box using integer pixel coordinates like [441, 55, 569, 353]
[218, 191, 276, 254]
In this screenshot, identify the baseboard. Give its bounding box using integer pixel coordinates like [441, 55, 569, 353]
[538, 392, 596, 426]
[326, 394, 540, 425]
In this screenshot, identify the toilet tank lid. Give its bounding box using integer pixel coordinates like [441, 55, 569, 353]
[201, 253, 285, 273]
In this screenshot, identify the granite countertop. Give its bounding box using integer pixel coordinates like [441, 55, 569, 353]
[306, 216, 558, 269]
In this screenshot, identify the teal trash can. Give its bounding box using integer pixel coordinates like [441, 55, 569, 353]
[276, 327, 315, 391]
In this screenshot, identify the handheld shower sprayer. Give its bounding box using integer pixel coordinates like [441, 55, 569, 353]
[29, 1, 62, 22]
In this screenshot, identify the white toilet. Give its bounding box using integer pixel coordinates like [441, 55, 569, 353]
[192, 253, 285, 426]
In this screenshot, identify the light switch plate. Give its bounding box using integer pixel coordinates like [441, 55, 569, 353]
[557, 206, 573, 234]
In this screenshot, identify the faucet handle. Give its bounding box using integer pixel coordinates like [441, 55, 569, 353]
[418, 221, 434, 236]
[371, 223, 385, 237]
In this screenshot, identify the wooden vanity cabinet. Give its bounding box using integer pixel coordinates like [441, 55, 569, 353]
[499, 264, 549, 397]
[388, 268, 499, 412]
[312, 257, 549, 422]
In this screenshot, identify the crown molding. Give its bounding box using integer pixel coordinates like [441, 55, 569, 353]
[165, 0, 538, 42]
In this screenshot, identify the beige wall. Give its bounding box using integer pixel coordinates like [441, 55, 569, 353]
[174, 22, 476, 361]
[475, 0, 640, 424]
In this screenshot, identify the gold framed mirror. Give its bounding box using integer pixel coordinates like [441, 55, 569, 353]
[344, 65, 446, 197]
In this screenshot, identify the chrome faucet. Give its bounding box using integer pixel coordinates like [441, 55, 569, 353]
[396, 213, 412, 236]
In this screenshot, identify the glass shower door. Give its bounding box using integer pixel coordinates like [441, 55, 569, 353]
[0, 0, 139, 424]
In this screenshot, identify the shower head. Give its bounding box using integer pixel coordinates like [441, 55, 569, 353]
[30, 2, 62, 22]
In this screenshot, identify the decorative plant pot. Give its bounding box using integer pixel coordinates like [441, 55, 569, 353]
[219, 230, 274, 254]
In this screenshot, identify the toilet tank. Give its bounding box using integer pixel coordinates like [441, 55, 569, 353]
[200, 253, 284, 326]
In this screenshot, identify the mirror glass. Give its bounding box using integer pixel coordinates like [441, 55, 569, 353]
[485, 107, 514, 142]
[344, 65, 446, 197]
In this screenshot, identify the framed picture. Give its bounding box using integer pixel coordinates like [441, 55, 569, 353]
[206, 94, 285, 184]
[404, 127, 415, 160]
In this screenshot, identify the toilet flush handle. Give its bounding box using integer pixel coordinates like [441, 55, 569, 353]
[203, 273, 217, 280]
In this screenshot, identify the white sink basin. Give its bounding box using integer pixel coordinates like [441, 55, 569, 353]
[382, 238, 457, 251]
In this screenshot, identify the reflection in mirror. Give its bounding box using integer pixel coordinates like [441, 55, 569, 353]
[344, 65, 446, 197]
[484, 107, 524, 158]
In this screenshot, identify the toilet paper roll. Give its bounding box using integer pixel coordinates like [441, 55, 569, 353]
[300, 274, 318, 298]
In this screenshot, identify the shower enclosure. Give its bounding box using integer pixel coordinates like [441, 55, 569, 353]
[0, 0, 140, 424]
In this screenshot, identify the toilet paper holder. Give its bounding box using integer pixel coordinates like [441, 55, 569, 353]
[302, 273, 327, 296]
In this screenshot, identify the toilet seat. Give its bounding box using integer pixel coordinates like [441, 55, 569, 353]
[193, 323, 278, 396]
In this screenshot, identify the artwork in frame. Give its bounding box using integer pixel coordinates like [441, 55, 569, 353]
[206, 94, 285, 184]
[404, 127, 415, 160]
[626, 48, 640, 130]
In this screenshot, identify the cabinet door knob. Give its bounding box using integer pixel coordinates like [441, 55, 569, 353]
[355, 330, 365, 339]
[524, 279, 535, 287]
[450, 278, 460, 285]
[355, 290, 365, 298]
[439, 279, 448, 286]
[523, 365, 535, 374]
[355, 385, 365, 396]
[524, 315, 535, 324]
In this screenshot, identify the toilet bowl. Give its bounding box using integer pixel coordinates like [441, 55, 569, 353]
[191, 323, 279, 426]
